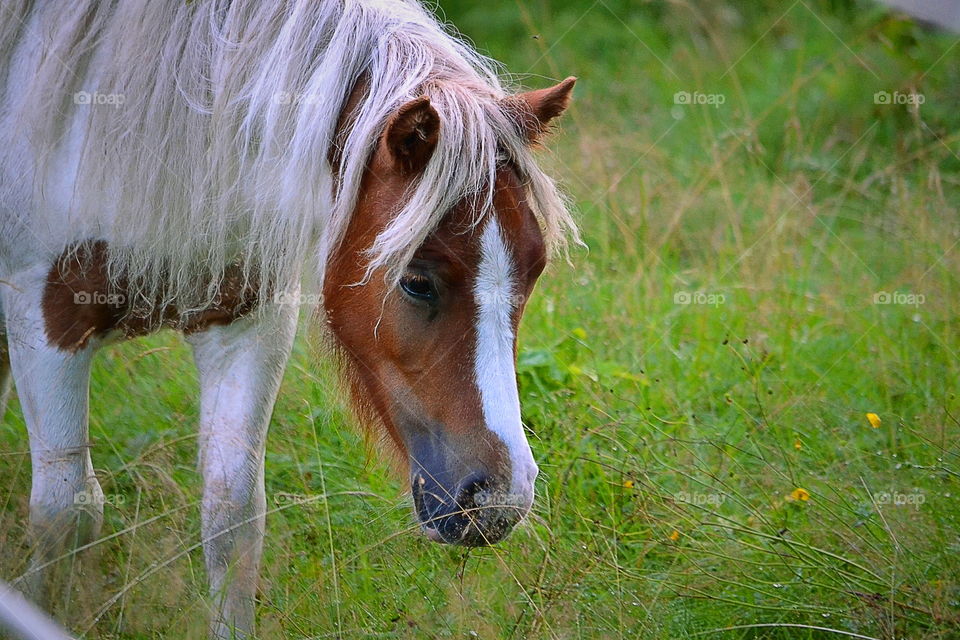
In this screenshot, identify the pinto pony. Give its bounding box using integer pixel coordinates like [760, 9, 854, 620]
[0, 0, 576, 636]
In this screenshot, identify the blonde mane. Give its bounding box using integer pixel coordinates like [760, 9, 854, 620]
[0, 0, 576, 311]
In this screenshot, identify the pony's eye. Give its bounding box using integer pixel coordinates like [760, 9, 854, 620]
[399, 273, 437, 303]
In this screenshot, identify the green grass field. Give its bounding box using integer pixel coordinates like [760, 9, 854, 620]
[2, 1, 960, 638]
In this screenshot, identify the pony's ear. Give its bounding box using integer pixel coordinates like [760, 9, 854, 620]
[384, 95, 440, 174]
[506, 76, 576, 144]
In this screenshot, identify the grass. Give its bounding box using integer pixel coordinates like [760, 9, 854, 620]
[2, 0, 960, 637]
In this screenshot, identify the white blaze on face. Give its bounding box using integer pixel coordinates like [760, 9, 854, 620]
[473, 219, 538, 507]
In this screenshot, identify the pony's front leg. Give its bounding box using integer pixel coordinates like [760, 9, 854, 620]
[1, 268, 102, 607]
[188, 302, 298, 639]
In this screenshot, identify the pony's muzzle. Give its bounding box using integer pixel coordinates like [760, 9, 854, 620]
[412, 470, 529, 547]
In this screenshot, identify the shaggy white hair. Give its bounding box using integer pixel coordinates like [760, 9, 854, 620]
[0, 0, 576, 311]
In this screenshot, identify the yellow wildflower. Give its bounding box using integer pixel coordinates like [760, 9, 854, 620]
[788, 487, 811, 502]
[866, 413, 881, 429]
[668, 530, 680, 542]
[794, 439, 802, 450]
[622, 479, 634, 489]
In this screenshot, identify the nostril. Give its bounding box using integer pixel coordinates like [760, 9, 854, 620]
[455, 473, 491, 512]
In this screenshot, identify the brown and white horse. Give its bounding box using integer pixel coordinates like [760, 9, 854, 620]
[0, 1, 576, 637]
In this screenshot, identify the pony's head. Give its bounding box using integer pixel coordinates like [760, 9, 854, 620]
[324, 78, 575, 546]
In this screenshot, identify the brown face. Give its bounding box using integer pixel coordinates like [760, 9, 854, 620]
[324, 79, 574, 546]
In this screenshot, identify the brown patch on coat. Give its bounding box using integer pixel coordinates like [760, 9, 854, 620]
[42, 241, 258, 352]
